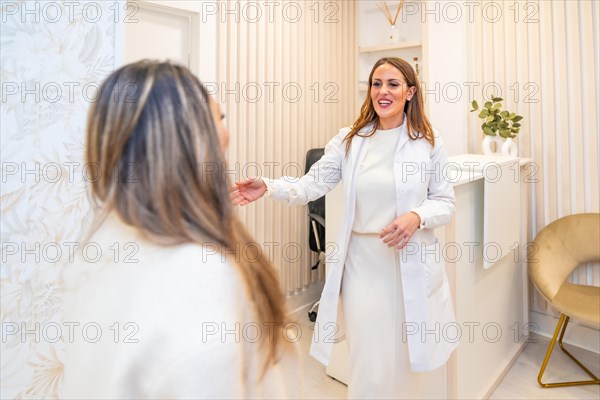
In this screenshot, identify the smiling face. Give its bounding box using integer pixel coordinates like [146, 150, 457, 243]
[370, 63, 416, 130]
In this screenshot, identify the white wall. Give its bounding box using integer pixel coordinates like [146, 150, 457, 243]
[422, 2, 469, 157]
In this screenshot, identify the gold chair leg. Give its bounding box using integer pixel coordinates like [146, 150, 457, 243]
[537, 313, 600, 388]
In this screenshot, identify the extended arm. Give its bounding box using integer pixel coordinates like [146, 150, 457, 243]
[232, 130, 345, 207]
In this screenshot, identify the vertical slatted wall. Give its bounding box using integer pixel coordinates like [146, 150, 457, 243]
[467, 0, 599, 317]
[217, 0, 357, 294]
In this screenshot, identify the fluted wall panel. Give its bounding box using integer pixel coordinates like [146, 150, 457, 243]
[218, 0, 357, 295]
[467, 0, 600, 319]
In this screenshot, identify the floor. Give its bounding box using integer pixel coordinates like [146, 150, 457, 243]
[288, 305, 600, 400]
[288, 306, 347, 400]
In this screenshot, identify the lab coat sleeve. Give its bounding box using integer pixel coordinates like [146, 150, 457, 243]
[261, 130, 345, 206]
[410, 132, 455, 230]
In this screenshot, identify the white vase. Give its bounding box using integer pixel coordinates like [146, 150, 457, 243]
[482, 135, 503, 155]
[482, 135, 519, 157]
[501, 137, 518, 157]
[387, 25, 399, 44]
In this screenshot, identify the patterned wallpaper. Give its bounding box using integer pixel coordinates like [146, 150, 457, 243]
[1, 2, 117, 397]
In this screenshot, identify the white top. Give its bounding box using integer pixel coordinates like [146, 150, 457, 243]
[61, 213, 298, 399]
[352, 126, 401, 233]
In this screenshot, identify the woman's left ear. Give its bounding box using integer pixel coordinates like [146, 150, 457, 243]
[407, 86, 417, 101]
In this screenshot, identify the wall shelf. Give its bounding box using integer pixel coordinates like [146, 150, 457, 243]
[361, 0, 405, 14]
[358, 41, 421, 53]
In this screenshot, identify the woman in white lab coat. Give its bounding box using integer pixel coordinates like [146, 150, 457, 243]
[232, 57, 459, 399]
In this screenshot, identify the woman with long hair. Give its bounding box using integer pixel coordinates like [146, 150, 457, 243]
[62, 61, 293, 398]
[232, 57, 459, 398]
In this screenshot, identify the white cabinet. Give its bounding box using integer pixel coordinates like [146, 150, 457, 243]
[443, 157, 532, 399]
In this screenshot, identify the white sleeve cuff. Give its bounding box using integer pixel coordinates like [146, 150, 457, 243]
[261, 177, 273, 198]
[410, 209, 425, 229]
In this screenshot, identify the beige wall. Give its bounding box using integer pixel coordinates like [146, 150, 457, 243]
[466, 0, 600, 319]
[216, 0, 358, 295]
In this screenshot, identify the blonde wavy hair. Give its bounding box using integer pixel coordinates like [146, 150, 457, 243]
[86, 60, 288, 374]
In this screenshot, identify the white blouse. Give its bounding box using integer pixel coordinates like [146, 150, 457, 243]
[61, 213, 299, 399]
[352, 126, 402, 233]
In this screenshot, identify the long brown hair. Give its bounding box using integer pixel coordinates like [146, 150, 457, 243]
[86, 60, 288, 373]
[344, 57, 434, 155]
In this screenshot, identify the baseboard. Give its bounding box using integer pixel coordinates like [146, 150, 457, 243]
[530, 310, 600, 354]
[480, 340, 528, 399]
[285, 281, 325, 316]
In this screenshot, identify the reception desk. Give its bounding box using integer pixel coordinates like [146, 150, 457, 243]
[324, 154, 533, 399]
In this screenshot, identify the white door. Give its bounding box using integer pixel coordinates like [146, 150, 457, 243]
[124, 2, 195, 69]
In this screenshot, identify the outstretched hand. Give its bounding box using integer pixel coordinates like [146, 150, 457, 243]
[230, 177, 267, 206]
[379, 212, 421, 249]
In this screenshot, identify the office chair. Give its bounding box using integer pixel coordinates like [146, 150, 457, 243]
[305, 148, 325, 322]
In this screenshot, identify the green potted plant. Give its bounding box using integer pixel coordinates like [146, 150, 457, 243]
[470, 97, 523, 156]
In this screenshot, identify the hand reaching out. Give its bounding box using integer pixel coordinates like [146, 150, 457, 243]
[379, 212, 421, 249]
[230, 177, 267, 206]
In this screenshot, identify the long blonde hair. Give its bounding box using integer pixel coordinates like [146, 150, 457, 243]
[86, 60, 288, 373]
[344, 57, 434, 155]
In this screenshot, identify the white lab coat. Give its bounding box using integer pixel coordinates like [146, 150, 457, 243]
[263, 121, 459, 372]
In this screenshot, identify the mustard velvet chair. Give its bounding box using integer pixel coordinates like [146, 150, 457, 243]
[528, 213, 600, 388]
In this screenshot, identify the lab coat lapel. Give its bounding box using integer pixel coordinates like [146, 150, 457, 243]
[345, 134, 368, 220]
[394, 118, 411, 158]
[349, 135, 368, 181]
[310, 133, 369, 364]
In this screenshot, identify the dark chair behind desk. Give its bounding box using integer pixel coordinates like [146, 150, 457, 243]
[305, 148, 325, 322]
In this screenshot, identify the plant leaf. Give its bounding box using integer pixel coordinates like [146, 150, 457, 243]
[491, 102, 502, 111]
[485, 101, 492, 109]
[478, 109, 489, 118]
[492, 97, 503, 102]
[472, 100, 479, 110]
[513, 116, 523, 122]
[483, 127, 494, 136]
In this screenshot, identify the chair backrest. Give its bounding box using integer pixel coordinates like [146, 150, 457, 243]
[306, 148, 325, 252]
[305, 148, 325, 218]
[528, 213, 600, 301]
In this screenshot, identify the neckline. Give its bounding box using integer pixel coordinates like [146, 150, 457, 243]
[375, 113, 407, 133]
[375, 125, 403, 134]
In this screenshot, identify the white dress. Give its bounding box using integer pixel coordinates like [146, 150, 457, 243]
[342, 127, 423, 399]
